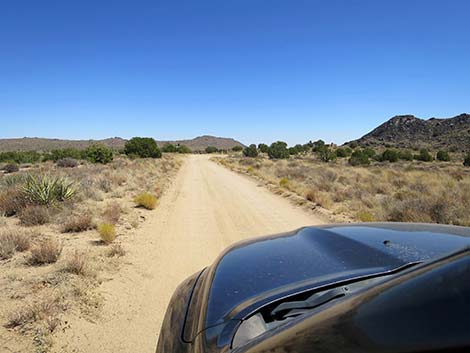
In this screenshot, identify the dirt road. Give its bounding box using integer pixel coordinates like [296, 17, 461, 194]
[54, 155, 323, 353]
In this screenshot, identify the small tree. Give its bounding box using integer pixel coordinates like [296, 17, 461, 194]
[124, 137, 162, 158]
[243, 144, 258, 158]
[312, 140, 326, 153]
[463, 154, 470, 167]
[318, 147, 337, 162]
[258, 143, 269, 153]
[232, 146, 243, 152]
[268, 141, 289, 159]
[415, 148, 433, 162]
[205, 146, 218, 154]
[381, 149, 399, 163]
[399, 150, 413, 161]
[436, 150, 450, 161]
[335, 147, 352, 158]
[177, 145, 192, 154]
[363, 147, 376, 158]
[349, 150, 370, 166]
[161, 144, 178, 153]
[86, 144, 113, 164]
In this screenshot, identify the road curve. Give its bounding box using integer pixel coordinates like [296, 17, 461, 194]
[54, 155, 323, 353]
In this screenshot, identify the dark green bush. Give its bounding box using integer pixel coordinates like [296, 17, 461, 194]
[399, 150, 413, 161]
[43, 148, 85, 162]
[415, 148, 433, 162]
[363, 147, 376, 158]
[268, 141, 290, 159]
[243, 144, 259, 158]
[318, 147, 337, 162]
[335, 147, 352, 158]
[161, 144, 177, 153]
[177, 145, 192, 154]
[0, 151, 41, 164]
[258, 143, 269, 153]
[312, 140, 326, 153]
[205, 146, 218, 154]
[288, 144, 305, 155]
[436, 150, 450, 162]
[464, 154, 470, 167]
[349, 150, 370, 166]
[232, 146, 243, 152]
[86, 144, 114, 164]
[381, 149, 399, 163]
[124, 137, 161, 158]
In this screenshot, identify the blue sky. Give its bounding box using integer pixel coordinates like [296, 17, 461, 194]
[1, 0, 469, 145]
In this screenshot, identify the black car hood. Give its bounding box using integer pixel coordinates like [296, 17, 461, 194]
[184, 223, 470, 343]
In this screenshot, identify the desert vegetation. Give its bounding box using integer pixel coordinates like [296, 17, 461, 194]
[218, 142, 470, 226]
[0, 152, 182, 352]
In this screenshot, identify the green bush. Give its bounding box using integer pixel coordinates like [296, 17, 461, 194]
[335, 147, 352, 158]
[232, 146, 243, 152]
[349, 150, 370, 166]
[205, 146, 218, 154]
[161, 144, 177, 153]
[258, 143, 269, 153]
[86, 144, 114, 164]
[124, 137, 161, 158]
[312, 140, 326, 153]
[415, 148, 433, 162]
[399, 150, 413, 161]
[0, 151, 41, 164]
[464, 154, 470, 167]
[363, 147, 376, 158]
[177, 145, 192, 154]
[43, 148, 85, 162]
[22, 175, 77, 205]
[268, 141, 290, 159]
[436, 150, 450, 162]
[288, 144, 304, 155]
[381, 149, 399, 163]
[243, 144, 258, 158]
[318, 147, 337, 162]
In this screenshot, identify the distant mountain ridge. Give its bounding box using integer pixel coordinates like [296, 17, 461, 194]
[350, 113, 470, 151]
[0, 135, 245, 152]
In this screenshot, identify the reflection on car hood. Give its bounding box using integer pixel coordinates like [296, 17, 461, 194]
[205, 223, 470, 328]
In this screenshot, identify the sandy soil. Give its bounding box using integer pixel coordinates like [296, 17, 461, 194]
[53, 155, 323, 353]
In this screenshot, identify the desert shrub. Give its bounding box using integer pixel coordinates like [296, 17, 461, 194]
[205, 146, 218, 154]
[415, 148, 433, 162]
[3, 163, 19, 174]
[335, 147, 352, 158]
[102, 202, 122, 224]
[22, 174, 77, 205]
[436, 150, 450, 162]
[279, 178, 289, 187]
[318, 147, 337, 162]
[43, 148, 85, 162]
[304, 188, 332, 209]
[243, 144, 259, 158]
[268, 141, 290, 159]
[134, 192, 158, 210]
[62, 251, 87, 275]
[312, 140, 326, 153]
[0, 230, 31, 254]
[56, 157, 78, 168]
[161, 144, 178, 153]
[258, 143, 269, 153]
[232, 146, 243, 152]
[0, 233, 16, 260]
[19, 205, 50, 226]
[0, 151, 41, 164]
[106, 243, 126, 257]
[464, 154, 470, 167]
[363, 147, 376, 158]
[61, 213, 93, 233]
[349, 150, 370, 166]
[124, 137, 162, 158]
[399, 150, 414, 161]
[86, 144, 114, 164]
[288, 144, 304, 155]
[97, 223, 116, 244]
[357, 210, 374, 222]
[177, 145, 192, 154]
[6, 294, 61, 329]
[381, 149, 400, 163]
[30, 239, 62, 265]
[0, 187, 28, 216]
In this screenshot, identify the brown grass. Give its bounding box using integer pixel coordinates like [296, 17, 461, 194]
[29, 239, 62, 265]
[102, 202, 122, 224]
[0, 229, 32, 259]
[5, 294, 62, 329]
[62, 251, 88, 275]
[106, 243, 126, 257]
[61, 213, 93, 233]
[19, 205, 51, 226]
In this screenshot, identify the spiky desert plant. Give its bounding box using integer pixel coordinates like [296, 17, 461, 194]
[22, 174, 77, 205]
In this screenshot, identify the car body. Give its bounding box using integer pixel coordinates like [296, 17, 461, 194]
[156, 223, 470, 353]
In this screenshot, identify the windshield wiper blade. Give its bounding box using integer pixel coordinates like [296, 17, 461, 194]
[271, 286, 349, 319]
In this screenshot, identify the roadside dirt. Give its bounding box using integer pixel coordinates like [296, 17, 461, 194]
[53, 155, 323, 353]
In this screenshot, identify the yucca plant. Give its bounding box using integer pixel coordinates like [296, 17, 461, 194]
[22, 174, 77, 205]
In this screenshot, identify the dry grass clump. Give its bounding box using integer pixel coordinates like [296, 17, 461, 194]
[0, 187, 28, 216]
[62, 251, 88, 275]
[279, 177, 289, 188]
[30, 238, 62, 265]
[106, 243, 126, 257]
[97, 223, 116, 244]
[102, 201, 122, 224]
[19, 205, 51, 226]
[134, 192, 158, 210]
[0, 229, 32, 259]
[61, 213, 93, 233]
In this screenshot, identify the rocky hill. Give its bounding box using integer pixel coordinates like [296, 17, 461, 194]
[350, 113, 470, 151]
[0, 135, 245, 152]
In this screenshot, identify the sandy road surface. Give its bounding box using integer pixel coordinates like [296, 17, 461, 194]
[54, 155, 323, 353]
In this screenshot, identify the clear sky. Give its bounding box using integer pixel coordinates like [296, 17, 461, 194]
[1, 0, 469, 145]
